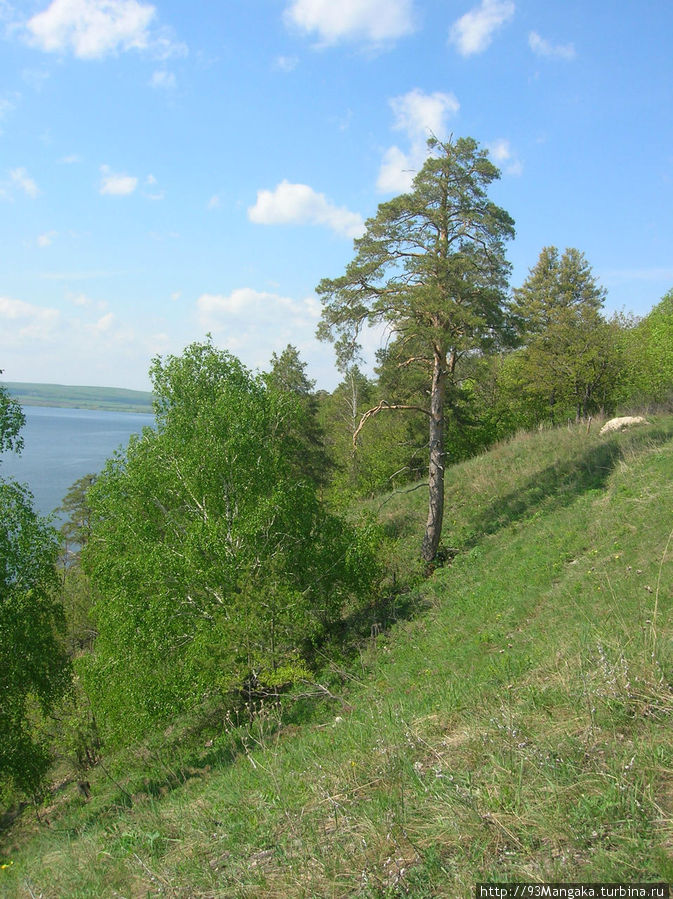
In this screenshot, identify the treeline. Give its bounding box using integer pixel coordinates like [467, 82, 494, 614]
[1, 135, 673, 813]
[315, 257, 673, 500]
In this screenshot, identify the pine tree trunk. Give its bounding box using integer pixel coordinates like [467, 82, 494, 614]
[421, 348, 446, 562]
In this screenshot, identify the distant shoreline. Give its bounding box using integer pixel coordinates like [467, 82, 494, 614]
[2, 382, 154, 415]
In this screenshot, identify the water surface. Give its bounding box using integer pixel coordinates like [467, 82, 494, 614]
[1, 406, 155, 521]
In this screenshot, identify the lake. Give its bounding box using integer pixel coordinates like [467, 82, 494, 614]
[0, 406, 155, 521]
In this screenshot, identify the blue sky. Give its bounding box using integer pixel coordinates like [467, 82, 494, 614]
[1, 0, 672, 391]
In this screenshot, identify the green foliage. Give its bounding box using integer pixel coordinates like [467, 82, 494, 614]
[60, 565, 97, 655]
[57, 472, 97, 551]
[618, 288, 673, 407]
[5, 418, 673, 896]
[509, 247, 620, 421]
[512, 246, 606, 334]
[318, 365, 426, 500]
[82, 341, 379, 742]
[41, 683, 101, 776]
[317, 136, 515, 559]
[317, 136, 515, 370]
[265, 344, 331, 486]
[0, 374, 25, 456]
[0, 380, 70, 798]
[0, 479, 70, 795]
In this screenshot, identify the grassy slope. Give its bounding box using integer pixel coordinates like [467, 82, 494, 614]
[2, 382, 153, 413]
[2, 417, 673, 897]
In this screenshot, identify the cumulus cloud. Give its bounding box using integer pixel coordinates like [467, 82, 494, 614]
[486, 137, 523, 176]
[24, 0, 186, 61]
[528, 31, 576, 60]
[450, 0, 514, 56]
[10, 167, 40, 198]
[377, 88, 460, 193]
[377, 146, 415, 194]
[248, 180, 364, 238]
[99, 165, 138, 196]
[196, 288, 323, 372]
[391, 88, 460, 140]
[284, 0, 415, 46]
[26, 0, 155, 59]
[0, 289, 174, 387]
[0, 295, 60, 340]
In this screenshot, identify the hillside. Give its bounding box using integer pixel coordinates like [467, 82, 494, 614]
[1, 382, 153, 414]
[2, 416, 673, 897]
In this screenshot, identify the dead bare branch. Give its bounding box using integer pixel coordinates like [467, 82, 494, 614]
[353, 400, 430, 447]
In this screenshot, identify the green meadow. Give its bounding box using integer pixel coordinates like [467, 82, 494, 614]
[2, 415, 672, 897]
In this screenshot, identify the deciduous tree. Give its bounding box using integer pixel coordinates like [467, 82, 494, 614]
[82, 342, 378, 741]
[0, 380, 70, 796]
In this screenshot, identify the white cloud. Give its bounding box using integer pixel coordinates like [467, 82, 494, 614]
[66, 291, 108, 310]
[10, 167, 40, 198]
[450, 0, 514, 56]
[248, 180, 364, 238]
[390, 88, 460, 141]
[99, 165, 138, 196]
[284, 0, 415, 46]
[59, 153, 82, 164]
[24, 0, 186, 61]
[377, 145, 415, 194]
[87, 311, 114, 335]
[37, 230, 57, 247]
[26, 0, 156, 59]
[207, 194, 221, 210]
[528, 31, 576, 60]
[486, 137, 523, 176]
[69, 292, 92, 306]
[0, 296, 60, 340]
[377, 89, 460, 193]
[196, 288, 323, 372]
[199, 288, 297, 321]
[149, 33, 187, 61]
[275, 55, 298, 72]
[150, 69, 175, 88]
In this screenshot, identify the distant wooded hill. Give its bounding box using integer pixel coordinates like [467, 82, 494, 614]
[1, 381, 154, 414]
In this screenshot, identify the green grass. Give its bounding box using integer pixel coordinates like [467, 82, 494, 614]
[2, 382, 153, 413]
[2, 415, 673, 897]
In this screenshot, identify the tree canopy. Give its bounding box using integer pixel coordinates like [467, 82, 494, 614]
[509, 247, 618, 421]
[0, 380, 70, 795]
[317, 136, 515, 560]
[82, 341, 378, 741]
[0, 375, 25, 455]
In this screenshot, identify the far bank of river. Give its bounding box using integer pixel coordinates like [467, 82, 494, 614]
[0, 405, 155, 521]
